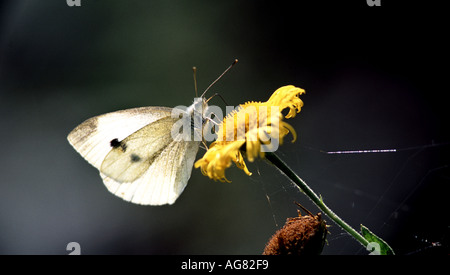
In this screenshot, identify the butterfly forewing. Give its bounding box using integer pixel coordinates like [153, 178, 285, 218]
[100, 116, 179, 183]
[67, 107, 173, 169]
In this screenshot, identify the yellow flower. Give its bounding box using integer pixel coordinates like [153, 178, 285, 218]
[194, 85, 305, 182]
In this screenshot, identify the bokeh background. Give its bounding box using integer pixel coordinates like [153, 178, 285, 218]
[0, 0, 448, 254]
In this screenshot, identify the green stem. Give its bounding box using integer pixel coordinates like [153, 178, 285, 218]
[265, 152, 369, 249]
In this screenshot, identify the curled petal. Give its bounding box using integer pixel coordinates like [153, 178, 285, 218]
[267, 85, 305, 118]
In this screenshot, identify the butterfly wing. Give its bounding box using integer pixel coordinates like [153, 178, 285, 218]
[100, 115, 180, 182]
[101, 139, 200, 205]
[68, 106, 201, 205]
[67, 106, 173, 169]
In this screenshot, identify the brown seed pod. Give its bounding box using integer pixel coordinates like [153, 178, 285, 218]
[263, 203, 328, 255]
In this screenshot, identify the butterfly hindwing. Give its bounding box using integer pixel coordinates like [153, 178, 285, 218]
[101, 138, 200, 205]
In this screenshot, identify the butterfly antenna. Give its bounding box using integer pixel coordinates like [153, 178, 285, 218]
[193, 66, 198, 97]
[206, 92, 229, 105]
[200, 59, 238, 98]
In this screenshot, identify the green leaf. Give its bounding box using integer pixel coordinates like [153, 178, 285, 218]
[361, 225, 395, 255]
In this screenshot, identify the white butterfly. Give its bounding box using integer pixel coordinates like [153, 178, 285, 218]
[67, 60, 237, 205]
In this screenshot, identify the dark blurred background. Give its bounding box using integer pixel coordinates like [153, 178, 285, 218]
[0, 0, 448, 254]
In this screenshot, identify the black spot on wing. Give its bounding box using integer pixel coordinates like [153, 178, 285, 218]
[110, 138, 121, 148]
[110, 138, 127, 152]
[130, 154, 141, 162]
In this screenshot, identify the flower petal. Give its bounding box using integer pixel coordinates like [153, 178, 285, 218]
[195, 85, 305, 181]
